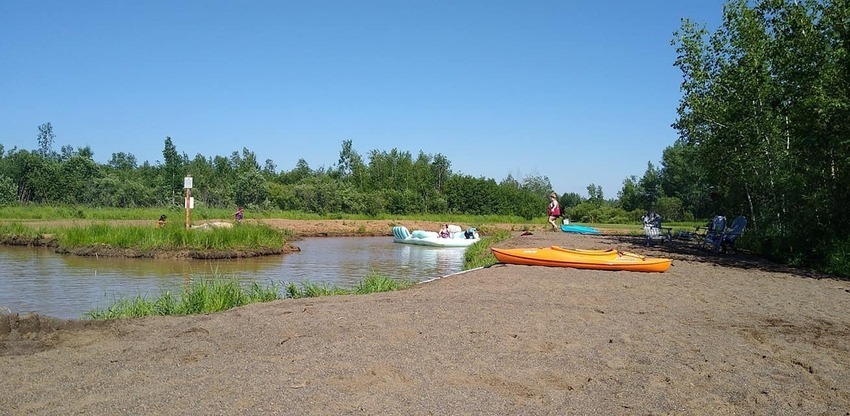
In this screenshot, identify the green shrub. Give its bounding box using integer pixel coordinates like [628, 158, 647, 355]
[823, 237, 850, 278]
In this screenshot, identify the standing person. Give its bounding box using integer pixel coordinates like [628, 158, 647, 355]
[547, 192, 561, 232]
[234, 207, 244, 223]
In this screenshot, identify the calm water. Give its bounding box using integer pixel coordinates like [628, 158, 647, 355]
[0, 237, 466, 320]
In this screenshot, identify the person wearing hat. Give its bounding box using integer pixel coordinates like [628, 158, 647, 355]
[547, 192, 561, 232]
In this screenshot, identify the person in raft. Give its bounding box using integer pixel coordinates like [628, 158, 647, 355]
[547, 192, 561, 232]
[234, 207, 244, 223]
[157, 214, 167, 228]
[439, 224, 451, 238]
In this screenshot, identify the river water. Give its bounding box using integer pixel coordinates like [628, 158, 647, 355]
[0, 237, 467, 320]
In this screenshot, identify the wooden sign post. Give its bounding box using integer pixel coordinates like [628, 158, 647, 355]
[184, 175, 193, 230]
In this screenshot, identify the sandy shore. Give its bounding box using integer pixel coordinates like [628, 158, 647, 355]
[2, 225, 850, 415]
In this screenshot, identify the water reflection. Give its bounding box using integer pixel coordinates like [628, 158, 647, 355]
[0, 237, 466, 319]
[284, 238, 466, 287]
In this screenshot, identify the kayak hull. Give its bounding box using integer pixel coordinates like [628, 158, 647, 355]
[491, 246, 672, 273]
[560, 224, 601, 234]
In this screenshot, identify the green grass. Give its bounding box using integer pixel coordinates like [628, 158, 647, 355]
[4, 221, 293, 252]
[87, 273, 414, 320]
[285, 272, 415, 299]
[1, 204, 711, 237]
[0, 222, 51, 239]
[354, 272, 414, 293]
[463, 230, 512, 270]
[0, 204, 532, 224]
[85, 278, 285, 319]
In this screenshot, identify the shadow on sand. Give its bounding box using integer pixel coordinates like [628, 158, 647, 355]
[606, 233, 842, 281]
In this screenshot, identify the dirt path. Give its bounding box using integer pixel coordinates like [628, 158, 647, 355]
[2, 222, 850, 415]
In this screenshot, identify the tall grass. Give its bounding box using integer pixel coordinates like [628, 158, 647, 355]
[59, 222, 291, 251]
[463, 230, 512, 269]
[87, 273, 414, 320]
[285, 272, 414, 299]
[86, 278, 284, 319]
[0, 222, 51, 239]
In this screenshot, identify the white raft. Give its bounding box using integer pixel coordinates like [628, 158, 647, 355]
[392, 225, 480, 247]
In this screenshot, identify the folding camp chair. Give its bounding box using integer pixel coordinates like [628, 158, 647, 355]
[700, 215, 727, 252]
[719, 215, 747, 253]
[642, 211, 672, 246]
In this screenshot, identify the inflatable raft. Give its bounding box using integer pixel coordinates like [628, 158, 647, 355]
[392, 225, 480, 247]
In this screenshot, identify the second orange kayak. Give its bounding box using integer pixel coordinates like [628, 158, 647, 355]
[491, 246, 672, 273]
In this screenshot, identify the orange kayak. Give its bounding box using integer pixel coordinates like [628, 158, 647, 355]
[491, 246, 672, 273]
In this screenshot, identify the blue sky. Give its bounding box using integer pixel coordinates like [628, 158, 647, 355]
[0, 0, 723, 198]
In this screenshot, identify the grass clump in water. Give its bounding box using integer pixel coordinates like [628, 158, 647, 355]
[60, 222, 291, 251]
[86, 278, 283, 319]
[87, 273, 413, 320]
[285, 273, 413, 299]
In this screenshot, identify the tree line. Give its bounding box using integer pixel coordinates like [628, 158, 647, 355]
[0, 128, 695, 225]
[671, 0, 849, 274]
[0, 133, 559, 219]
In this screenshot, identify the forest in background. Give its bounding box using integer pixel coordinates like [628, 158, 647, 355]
[1, 0, 848, 276]
[671, 0, 849, 275]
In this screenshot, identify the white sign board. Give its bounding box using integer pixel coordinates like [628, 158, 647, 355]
[184, 176, 193, 189]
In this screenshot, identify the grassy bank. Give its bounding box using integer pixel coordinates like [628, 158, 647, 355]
[0, 221, 293, 253]
[61, 222, 292, 251]
[285, 272, 415, 298]
[0, 222, 52, 239]
[0, 204, 687, 238]
[86, 274, 413, 320]
[463, 230, 512, 269]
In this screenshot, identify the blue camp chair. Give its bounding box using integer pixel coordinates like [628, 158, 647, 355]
[700, 215, 727, 252]
[719, 216, 747, 253]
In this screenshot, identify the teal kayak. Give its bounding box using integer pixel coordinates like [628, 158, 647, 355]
[560, 224, 601, 234]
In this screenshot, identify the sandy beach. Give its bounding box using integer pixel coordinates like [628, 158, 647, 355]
[2, 223, 849, 415]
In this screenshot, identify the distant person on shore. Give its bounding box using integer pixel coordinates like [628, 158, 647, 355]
[234, 207, 244, 223]
[157, 214, 167, 228]
[547, 192, 561, 232]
